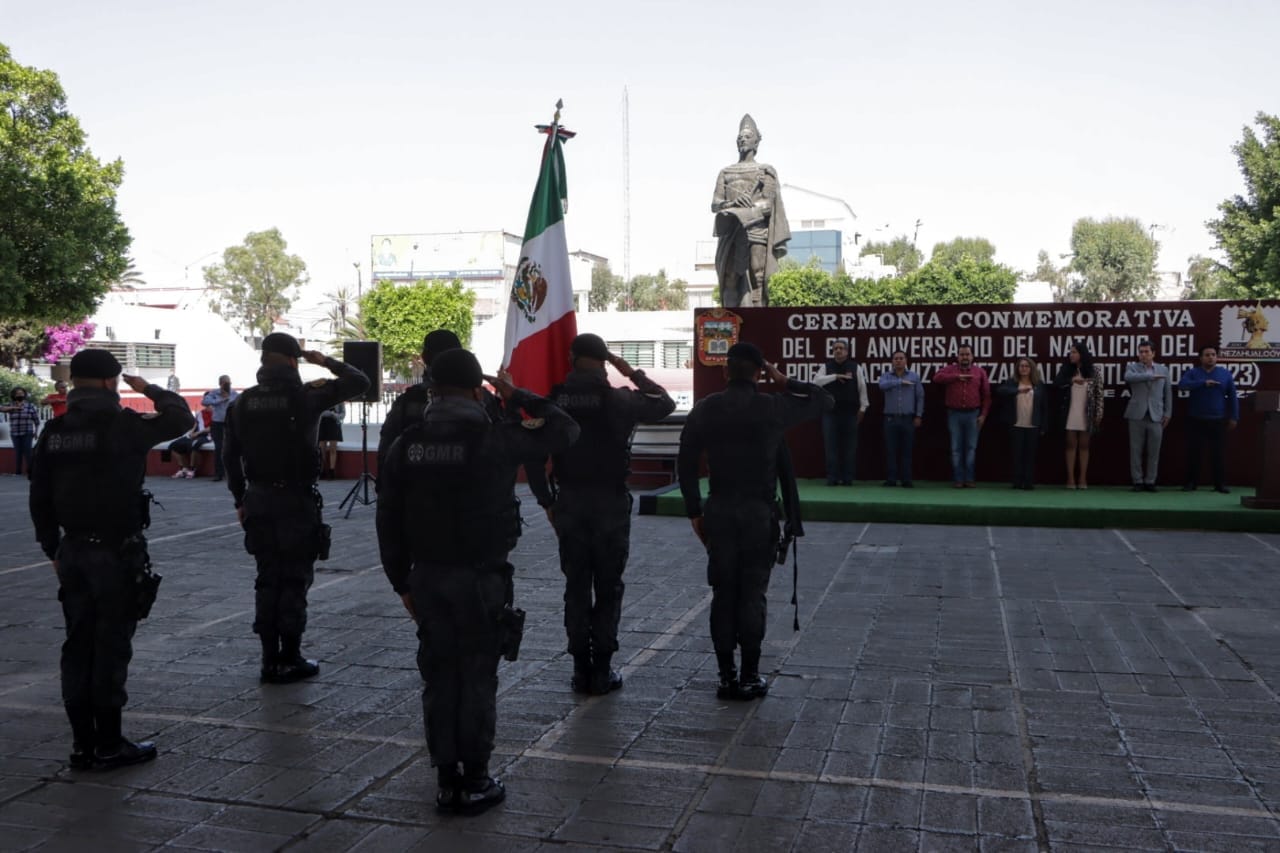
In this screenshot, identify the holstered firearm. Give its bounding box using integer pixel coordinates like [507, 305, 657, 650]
[498, 605, 526, 662]
[121, 535, 162, 620]
[775, 442, 804, 631]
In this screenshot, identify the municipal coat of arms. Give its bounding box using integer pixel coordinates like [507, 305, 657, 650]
[511, 256, 549, 323]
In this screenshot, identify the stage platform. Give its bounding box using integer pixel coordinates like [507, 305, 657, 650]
[641, 479, 1280, 533]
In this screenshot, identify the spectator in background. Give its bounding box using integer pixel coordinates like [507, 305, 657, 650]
[2, 387, 40, 476]
[1123, 340, 1172, 492]
[814, 339, 868, 485]
[44, 381, 70, 418]
[934, 343, 990, 488]
[996, 358, 1049, 490]
[1053, 341, 1104, 490]
[877, 350, 923, 487]
[1178, 345, 1238, 494]
[318, 402, 345, 480]
[166, 370, 181, 392]
[168, 406, 213, 479]
[201, 375, 238, 482]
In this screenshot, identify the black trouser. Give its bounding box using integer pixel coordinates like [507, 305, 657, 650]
[703, 496, 777, 660]
[242, 485, 320, 644]
[211, 421, 226, 478]
[1185, 417, 1226, 488]
[552, 487, 632, 661]
[410, 561, 506, 769]
[1009, 426, 1039, 488]
[56, 537, 138, 743]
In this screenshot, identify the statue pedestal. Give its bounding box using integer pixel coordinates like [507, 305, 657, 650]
[1242, 391, 1280, 510]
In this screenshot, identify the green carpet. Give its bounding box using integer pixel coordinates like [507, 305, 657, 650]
[644, 480, 1280, 533]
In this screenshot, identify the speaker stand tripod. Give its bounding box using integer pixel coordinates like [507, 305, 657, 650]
[339, 401, 377, 518]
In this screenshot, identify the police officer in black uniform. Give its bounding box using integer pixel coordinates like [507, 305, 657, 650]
[377, 349, 579, 815]
[528, 333, 675, 695]
[30, 349, 194, 770]
[223, 332, 369, 683]
[677, 342, 831, 700]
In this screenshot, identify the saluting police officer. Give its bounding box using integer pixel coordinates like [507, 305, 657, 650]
[377, 349, 579, 815]
[676, 342, 831, 700]
[223, 332, 369, 684]
[528, 333, 675, 695]
[30, 349, 194, 770]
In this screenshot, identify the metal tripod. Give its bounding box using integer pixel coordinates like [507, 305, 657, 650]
[339, 401, 376, 518]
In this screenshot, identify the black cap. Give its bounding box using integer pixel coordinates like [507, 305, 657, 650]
[726, 342, 764, 367]
[261, 332, 303, 358]
[422, 329, 462, 363]
[570, 333, 610, 362]
[69, 348, 122, 379]
[429, 348, 483, 389]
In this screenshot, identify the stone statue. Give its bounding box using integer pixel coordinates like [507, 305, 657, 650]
[711, 114, 790, 308]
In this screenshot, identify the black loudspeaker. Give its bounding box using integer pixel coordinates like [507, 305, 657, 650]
[343, 341, 383, 403]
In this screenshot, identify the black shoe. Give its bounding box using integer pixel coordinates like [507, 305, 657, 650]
[826, 480, 839, 487]
[264, 657, 320, 684]
[570, 654, 593, 694]
[69, 745, 96, 771]
[456, 777, 505, 816]
[94, 739, 157, 770]
[882, 480, 896, 487]
[1131, 484, 1144, 492]
[589, 669, 623, 696]
[1215, 486, 1231, 494]
[716, 672, 738, 700]
[1182, 484, 1196, 492]
[901, 481, 913, 488]
[734, 675, 769, 701]
[1144, 484, 1158, 493]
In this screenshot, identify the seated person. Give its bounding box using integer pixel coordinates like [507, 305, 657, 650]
[169, 406, 213, 478]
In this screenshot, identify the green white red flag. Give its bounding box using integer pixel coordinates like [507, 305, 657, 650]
[502, 116, 577, 396]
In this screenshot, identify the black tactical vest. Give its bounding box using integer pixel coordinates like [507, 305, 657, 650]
[236, 382, 317, 484]
[825, 359, 862, 412]
[705, 394, 777, 501]
[40, 410, 145, 537]
[395, 384, 431, 436]
[550, 380, 629, 488]
[401, 418, 518, 564]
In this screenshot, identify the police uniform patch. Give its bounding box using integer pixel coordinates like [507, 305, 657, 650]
[407, 442, 425, 463]
[307, 379, 328, 388]
[521, 418, 546, 429]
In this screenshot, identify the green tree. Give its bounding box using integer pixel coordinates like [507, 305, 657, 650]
[589, 263, 625, 311]
[1186, 254, 1234, 300]
[321, 286, 367, 355]
[621, 269, 689, 311]
[898, 256, 1019, 305]
[931, 236, 997, 268]
[204, 228, 309, 337]
[0, 319, 44, 369]
[359, 279, 475, 376]
[1067, 217, 1159, 301]
[1207, 111, 1280, 299]
[1029, 249, 1070, 302]
[0, 44, 130, 323]
[768, 259, 842, 307]
[860, 236, 922, 274]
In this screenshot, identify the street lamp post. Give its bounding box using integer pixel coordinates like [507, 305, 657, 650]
[352, 261, 362, 300]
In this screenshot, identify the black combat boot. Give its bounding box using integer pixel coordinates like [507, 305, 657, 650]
[570, 653, 593, 694]
[589, 652, 623, 696]
[457, 762, 505, 815]
[258, 632, 280, 683]
[268, 636, 319, 684]
[67, 703, 96, 770]
[715, 650, 738, 700]
[736, 649, 769, 700]
[435, 763, 462, 813]
[93, 708, 157, 770]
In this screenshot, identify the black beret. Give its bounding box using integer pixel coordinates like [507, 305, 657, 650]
[429, 348, 483, 389]
[69, 348, 121, 379]
[571, 333, 610, 361]
[726, 342, 764, 367]
[422, 329, 462, 362]
[261, 332, 303, 358]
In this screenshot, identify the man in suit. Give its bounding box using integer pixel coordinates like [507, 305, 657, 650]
[1123, 339, 1172, 492]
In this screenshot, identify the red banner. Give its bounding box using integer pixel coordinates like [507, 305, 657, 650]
[692, 300, 1280, 487]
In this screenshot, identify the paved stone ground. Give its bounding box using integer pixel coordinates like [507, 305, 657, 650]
[2, 474, 1280, 852]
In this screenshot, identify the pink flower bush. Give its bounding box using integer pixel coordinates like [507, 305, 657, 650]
[44, 322, 97, 363]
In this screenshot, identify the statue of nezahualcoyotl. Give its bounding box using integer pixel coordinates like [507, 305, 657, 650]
[711, 114, 790, 308]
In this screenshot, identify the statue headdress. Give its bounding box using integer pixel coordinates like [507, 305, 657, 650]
[738, 113, 760, 139]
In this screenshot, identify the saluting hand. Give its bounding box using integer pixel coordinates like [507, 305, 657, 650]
[121, 374, 149, 393]
[485, 373, 517, 401]
[301, 350, 328, 367]
[763, 362, 787, 384]
[607, 353, 636, 378]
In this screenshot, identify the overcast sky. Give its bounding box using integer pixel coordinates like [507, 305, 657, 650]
[7, 0, 1278, 321]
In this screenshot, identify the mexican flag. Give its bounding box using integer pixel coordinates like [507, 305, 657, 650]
[502, 124, 577, 397]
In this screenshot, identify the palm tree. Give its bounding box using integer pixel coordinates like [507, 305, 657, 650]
[322, 287, 366, 354]
[112, 257, 147, 290]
